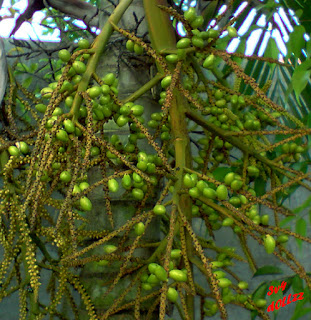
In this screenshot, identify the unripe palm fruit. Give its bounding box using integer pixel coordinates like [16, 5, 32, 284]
[263, 234, 276, 254]
[161, 76, 172, 89]
[224, 172, 236, 185]
[238, 281, 249, 290]
[169, 269, 187, 282]
[176, 38, 191, 49]
[72, 61, 86, 74]
[134, 222, 145, 236]
[17, 141, 29, 154]
[134, 43, 144, 55]
[8, 146, 20, 156]
[170, 249, 182, 259]
[191, 15, 204, 29]
[103, 244, 117, 254]
[203, 54, 215, 69]
[80, 196, 92, 211]
[227, 26, 238, 38]
[216, 185, 228, 200]
[184, 7, 196, 22]
[167, 287, 178, 303]
[153, 204, 166, 215]
[217, 278, 232, 288]
[78, 39, 90, 49]
[60, 170, 72, 183]
[108, 179, 119, 193]
[126, 39, 135, 51]
[154, 265, 168, 282]
[58, 49, 71, 62]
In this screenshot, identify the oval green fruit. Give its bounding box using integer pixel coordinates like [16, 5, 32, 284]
[122, 174, 132, 189]
[35, 103, 47, 113]
[176, 38, 191, 49]
[72, 61, 86, 74]
[78, 39, 90, 49]
[216, 185, 228, 200]
[72, 185, 81, 195]
[17, 141, 29, 154]
[116, 115, 129, 127]
[238, 281, 249, 290]
[58, 49, 71, 62]
[222, 218, 234, 227]
[192, 36, 204, 48]
[184, 7, 196, 22]
[56, 129, 69, 142]
[166, 54, 178, 63]
[191, 15, 204, 29]
[108, 179, 119, 193]
[255, 299, 267, 308]
[103, 244, 117, 254]
[134, 222, 145, 236]
[153, 204, 166, 216]
[63, 119, 75, 133]
[132, 188, 144, 200]
[142, 283, 152, 291]
[217, 278, 232, 288]
[263, 234, 276, 254]
[79, 182, 89, 191]
[203, 54, 215, 69]
[80, 196, 92, 211]
[227, 26, 238, 38]
[169, 269, 187, 282]
[131, 104, 144, 116]
[134, 44, 144, 55]
[189, 187, 200, 198]
[8, 146, 20, 156]
[126, 39, 135, 51]
[60, 170, 72, 183]
[155, 265, 168, 282]
[231, 179, 243, 191]
[213, 270, 226, 279]
[167, 287, 178, 303]
[161, 76, 172, 89]
[90, 146, 100, 157]
[261, 214, 269, 225]
[87, 86, 102, 99]
[277, 234, 289, 243]
[203, 187, 216, 199]
[148, 263, 159, 274]
[208, 29, 219, 38]
[170, 249, 182, 259]
[183, 173, 194, 188]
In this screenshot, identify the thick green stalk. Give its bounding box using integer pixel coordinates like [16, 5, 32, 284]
[143, 1, 194, 317]
[70, 0, 133, 122]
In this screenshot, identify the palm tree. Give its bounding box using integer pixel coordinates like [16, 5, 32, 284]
[0, 1, 311, 319]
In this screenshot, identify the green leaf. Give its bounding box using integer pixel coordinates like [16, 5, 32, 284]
[295, 218, 307, 249]
[291, 59, 311, 102]
[212, 167, 235, 181]
[252, 282, 269, 298]
[264, 37, 279, 71]
[293, 194, 311, 214]
[254, 177, 266, 196]
[292, 275, 304, 293]
[287, 25, 306, 59]
[23, 77, 33, 89]
[291, 307, 311, 320]
[253, 266, 283, 277]
[280, 215, 296, 227]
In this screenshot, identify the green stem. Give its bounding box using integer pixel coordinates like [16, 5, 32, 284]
[123, 73, 164, 103]
[142, 1, 195, 317]
[70, 0, 133, 122]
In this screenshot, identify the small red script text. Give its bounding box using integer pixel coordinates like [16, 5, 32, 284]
[267, 281, 304, 312]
